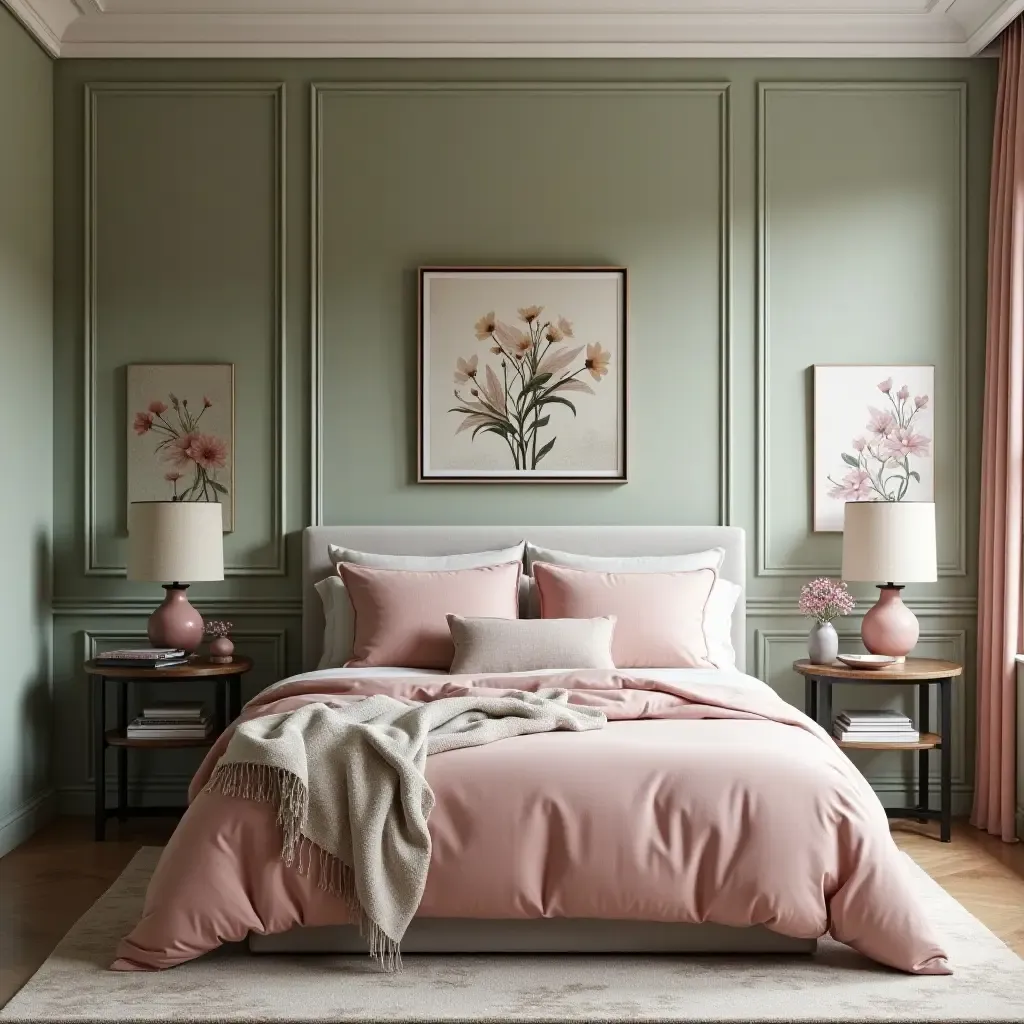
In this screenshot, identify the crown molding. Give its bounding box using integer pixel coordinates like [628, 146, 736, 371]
[3, 0, 79, 55]
[962, 0, 1024, 51]
[3, 1, 1014, 59]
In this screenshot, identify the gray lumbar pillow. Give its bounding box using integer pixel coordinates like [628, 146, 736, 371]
[447, 614, 616, 674]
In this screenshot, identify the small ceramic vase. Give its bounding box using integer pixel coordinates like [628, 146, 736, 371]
[807, 621, 839, 665]
[209, 636, 235, 664]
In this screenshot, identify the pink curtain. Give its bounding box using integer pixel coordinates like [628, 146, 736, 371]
[974, 17, 1024, 842]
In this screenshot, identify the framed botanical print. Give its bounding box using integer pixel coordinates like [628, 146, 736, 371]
[813, 364, 935, 532]
[127, 363, 235, 531]
[418, 267, 628, 482]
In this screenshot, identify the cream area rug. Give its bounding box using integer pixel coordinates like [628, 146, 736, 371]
[3, 847, 1023, 1023]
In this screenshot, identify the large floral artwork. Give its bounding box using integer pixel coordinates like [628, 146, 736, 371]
[126, 364, 234, 531]
[419, 269, 627, 481]
[813, 365, 935, 532]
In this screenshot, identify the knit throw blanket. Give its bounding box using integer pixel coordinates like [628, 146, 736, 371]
[204, 688, 605, 969]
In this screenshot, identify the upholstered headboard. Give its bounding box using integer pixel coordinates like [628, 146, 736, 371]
[302, 526, 746, 673]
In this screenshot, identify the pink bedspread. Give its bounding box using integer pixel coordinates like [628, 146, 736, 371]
[113, 670, 950, 975]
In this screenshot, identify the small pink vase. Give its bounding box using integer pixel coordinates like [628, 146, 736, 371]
[209, 636, 235, 664]
[861, 585, 919, 659]
[148, 585, 204, 653]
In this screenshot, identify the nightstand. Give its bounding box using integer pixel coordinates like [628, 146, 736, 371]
[792, 657, 963, 842]
[84, 654, 253, 840]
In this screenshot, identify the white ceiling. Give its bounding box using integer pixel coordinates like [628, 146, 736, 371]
[5, 0, 1021, 59]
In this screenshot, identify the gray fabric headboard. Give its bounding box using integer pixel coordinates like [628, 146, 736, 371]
[302, 526, 746, 673]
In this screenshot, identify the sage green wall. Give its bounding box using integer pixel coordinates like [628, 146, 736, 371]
[0, 5, 52, 855]
[52, 58, 994, 813]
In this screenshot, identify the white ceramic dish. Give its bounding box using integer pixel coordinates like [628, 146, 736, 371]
[836, 654, 899, 670]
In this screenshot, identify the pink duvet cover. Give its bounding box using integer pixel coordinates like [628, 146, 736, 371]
[113, 669, 950, 975]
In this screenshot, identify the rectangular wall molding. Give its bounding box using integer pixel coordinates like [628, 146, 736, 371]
[53, 596, 302, 617]
[82, 82, 289, 577]
[747, 595, 977, 617]
[755, 81, 968, 578]
[310, 81, 733, 526]
[754, 626, 969, 788]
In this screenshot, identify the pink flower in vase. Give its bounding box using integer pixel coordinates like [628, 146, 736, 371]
[148, 399, 168, 415]
[897, 385, 910, 401]
[915, 395, 929, 410]
[877, 377, 893, 394]
[133, 412, 154, 435]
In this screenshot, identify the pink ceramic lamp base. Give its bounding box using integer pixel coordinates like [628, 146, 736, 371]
[147, 583, 204, 654]
[860, 584, 919, 661]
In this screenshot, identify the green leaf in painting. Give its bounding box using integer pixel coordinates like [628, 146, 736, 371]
[209, 480, 228, 494]
[841, 453, 860, 469]
[909, 470, 921, 483]
[535, 437, 556, 464]
[473, 421, 514, 442]
[520, 372, 552, 399]
[538, 395, 577, 417]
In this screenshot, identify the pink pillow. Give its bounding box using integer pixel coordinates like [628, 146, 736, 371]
[338, 561, 521, 670]
[533, 562, 716, 669]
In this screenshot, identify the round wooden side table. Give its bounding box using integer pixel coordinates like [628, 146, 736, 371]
[84, 655, 253, 840]
[792, 657, 962, 842]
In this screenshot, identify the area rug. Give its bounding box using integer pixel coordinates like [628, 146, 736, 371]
[2, 847, 1023, 1023]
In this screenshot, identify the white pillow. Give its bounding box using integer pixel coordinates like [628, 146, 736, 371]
[316, 543, 527, 669]
[525, 544, 725, 575]
[525, 543, 738, 669]
[328, 542, 525, 571]
[703, 578, 742, 670]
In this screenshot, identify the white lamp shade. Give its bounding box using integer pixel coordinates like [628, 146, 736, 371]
[841, 501, 937, 584]
[127, 502, 225, 583]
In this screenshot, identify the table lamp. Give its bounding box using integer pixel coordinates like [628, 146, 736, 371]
[841, 501, 937, 661]
[127, 501, 225, 653]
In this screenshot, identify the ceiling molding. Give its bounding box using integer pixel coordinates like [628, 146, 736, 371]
[3, 0, 79, 55]
[5, 0, 1015, 59]
[963, 0, 1024, 50]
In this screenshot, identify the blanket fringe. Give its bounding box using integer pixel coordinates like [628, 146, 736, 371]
[204, 763, 402, 972]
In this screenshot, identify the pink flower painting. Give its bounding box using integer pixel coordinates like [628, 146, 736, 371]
[824, 373, 932, 509]
[132, 391, 230, 504]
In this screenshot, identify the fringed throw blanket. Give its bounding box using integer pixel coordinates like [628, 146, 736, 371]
[204, 688, 605, 969]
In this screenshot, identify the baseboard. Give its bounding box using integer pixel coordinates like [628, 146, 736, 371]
[0, 789, 56, 858]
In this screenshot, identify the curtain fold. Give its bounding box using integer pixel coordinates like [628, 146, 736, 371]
[974, 17, 1024, 842]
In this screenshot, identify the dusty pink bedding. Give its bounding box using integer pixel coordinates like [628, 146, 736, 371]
[113, 669, 950, 975]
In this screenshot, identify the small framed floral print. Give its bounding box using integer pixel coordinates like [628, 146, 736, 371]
[127, 363, 235, 531]
[813, 364, 934, 532]
[418, 267, 628, 482]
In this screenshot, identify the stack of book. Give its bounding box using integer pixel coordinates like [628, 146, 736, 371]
[93, 648, 189, 669]
[126, 701, 213, 741]
[833, 710, 919, 744]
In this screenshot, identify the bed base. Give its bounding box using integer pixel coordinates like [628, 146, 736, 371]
[249, 920, 816, 955]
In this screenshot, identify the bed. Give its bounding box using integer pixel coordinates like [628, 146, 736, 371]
[112, 526, 949, 974]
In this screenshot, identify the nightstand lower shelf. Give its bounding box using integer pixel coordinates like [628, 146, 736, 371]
[835, 732, 941, 751]
[105, 729, 216, 750]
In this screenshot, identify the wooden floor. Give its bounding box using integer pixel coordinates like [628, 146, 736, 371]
[1, 817, 1022, 1007]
